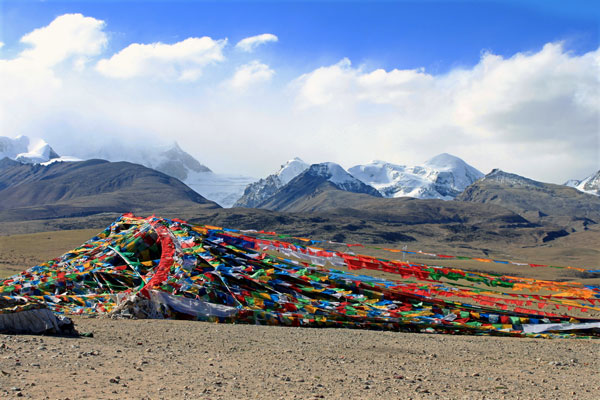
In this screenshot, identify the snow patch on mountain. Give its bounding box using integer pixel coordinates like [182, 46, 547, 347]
[349, 153, 484, 200]
[235, 157, 309, 208]
[566, 171, 600, 196]
[277, 157, 310, 185]
[0, 135, 61, 163]
[304, 162, 382, 196]
[564, 179, 581, 187]
[310, 162, 360, 189]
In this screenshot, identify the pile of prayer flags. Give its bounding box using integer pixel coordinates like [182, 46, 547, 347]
[1, 214, 598, 338]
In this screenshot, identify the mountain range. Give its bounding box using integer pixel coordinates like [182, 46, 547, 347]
[236, 153, 486, 209]
[2, 135, 598, 208]
[0, 136, 254, 207]
[349, 153, 485, 199]
[1, 141, 599, 253]
[0, 158, 219, 221]
[457, 168, 600, 235]
[257, 162, 383, 212]
[1, 134, 599, 245]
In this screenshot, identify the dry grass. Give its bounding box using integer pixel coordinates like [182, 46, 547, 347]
[0, 229, 101, 277]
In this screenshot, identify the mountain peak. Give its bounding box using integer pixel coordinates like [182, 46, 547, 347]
[482, 169, 543, 188]
[425, 152, 463, 166]
[256, 161, 381, 211]
[276, 157, 309, 185]
[155, 141, 212, 180]
[304, 162, 381, 196]
[349, 154, 483, 200]
[234, 157, 309, 208]
[307, 162, 346, 178]
[0, 135, 61, 164]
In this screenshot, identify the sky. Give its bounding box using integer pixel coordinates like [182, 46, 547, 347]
[0, 0, 598, 183]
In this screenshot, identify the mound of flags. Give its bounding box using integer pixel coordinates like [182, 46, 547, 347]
[1, 214, 599, 338]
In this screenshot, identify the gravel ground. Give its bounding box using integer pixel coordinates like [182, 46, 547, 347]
[1, 317, 599, 400]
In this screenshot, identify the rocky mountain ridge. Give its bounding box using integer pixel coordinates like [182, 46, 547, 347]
[234, 158, 309, 208]
[256, 162, 382, 212]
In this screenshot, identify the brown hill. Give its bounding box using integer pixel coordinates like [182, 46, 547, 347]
[0, 158, 220, 221]
[456, 169, 600, 233]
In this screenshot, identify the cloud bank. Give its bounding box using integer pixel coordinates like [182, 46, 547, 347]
[0, 14, 598, 183]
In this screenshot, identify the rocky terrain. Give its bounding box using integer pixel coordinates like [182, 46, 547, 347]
[0, 317, 598, 399]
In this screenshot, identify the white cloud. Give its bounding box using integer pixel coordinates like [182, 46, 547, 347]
[1, 13, 597, 184]
[235, 33, 278, 52]
[291, 44, 599, 182]
[0, 42, 4, 49]
[294, 58, 435, 111]
[449, 43, 599, 143]
[96, 37, 227, 81]
[0, 14, 107, 128]
[228, 60, 274, 90]
[19, 13, 107, 67]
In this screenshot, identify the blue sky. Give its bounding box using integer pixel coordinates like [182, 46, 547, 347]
[0, 1, 598, 182]
[4, 1, 598, 73]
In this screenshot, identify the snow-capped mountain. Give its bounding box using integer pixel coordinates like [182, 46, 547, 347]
[114, 142, 256, 207]
[0, 135, 65, 164]
[71, 140, 212, 180]
[151, 142, 212, 180]
[74, 141, 256, 208]
[565, 171, 600, 196]
[1, 136, 253, 207]
[257, 162, 382, 211]
[348, 153, 484, 200]
[141, 143, 255, 207]
[308, 162, 382, 195]
[234, 157, 309, 208]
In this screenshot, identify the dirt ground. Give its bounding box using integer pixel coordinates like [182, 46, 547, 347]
[1, 317, 599, 400]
